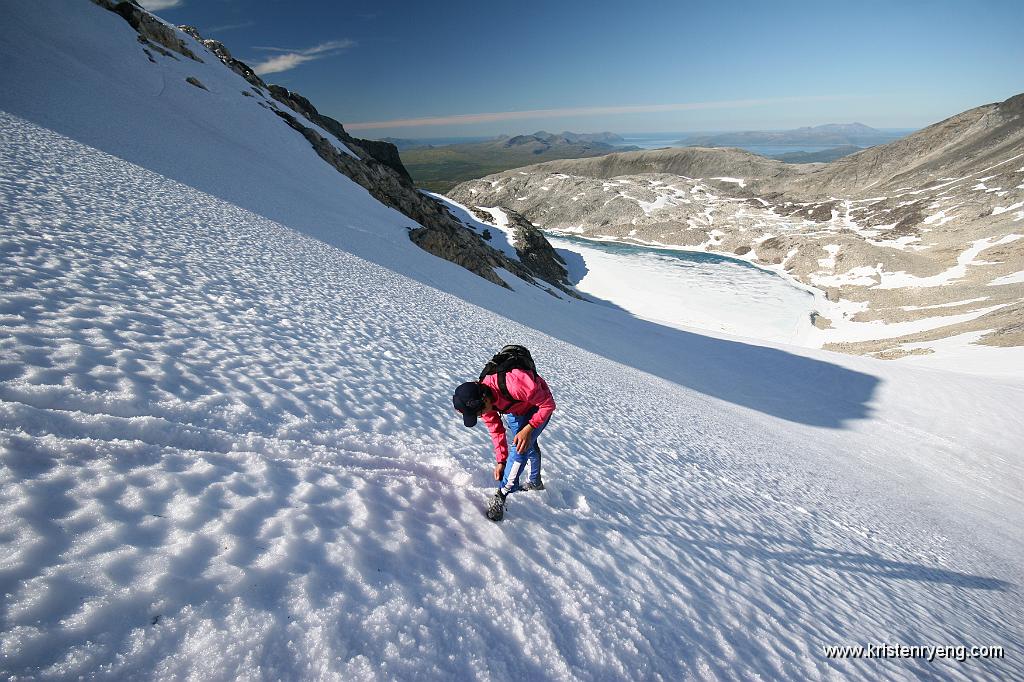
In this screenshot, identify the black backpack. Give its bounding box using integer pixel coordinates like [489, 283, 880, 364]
[479, 345, 537, 404]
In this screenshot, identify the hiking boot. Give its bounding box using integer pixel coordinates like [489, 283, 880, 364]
[486, 490, 506, 521]
[521, 478, 545, 491]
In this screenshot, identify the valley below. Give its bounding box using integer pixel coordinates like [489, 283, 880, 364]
[449, 96, 1024, 368]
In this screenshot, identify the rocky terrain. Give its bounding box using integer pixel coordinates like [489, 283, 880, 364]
[90, 0, 570, 298]
[770, 145, 863, 164]
[450, 95, 1024, 358]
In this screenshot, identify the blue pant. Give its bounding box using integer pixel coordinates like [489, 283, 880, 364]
[499, 410, 548, 494]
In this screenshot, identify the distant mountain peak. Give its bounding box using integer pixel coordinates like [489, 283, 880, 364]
[809, 122, 879, 132]
[681, 123, 895, 148]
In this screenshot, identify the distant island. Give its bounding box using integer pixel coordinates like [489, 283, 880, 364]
[390, 131, 640, 192]
[676, 123, 906, 148]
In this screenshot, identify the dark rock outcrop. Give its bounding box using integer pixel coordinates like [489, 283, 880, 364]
[501, 208, 572, 290]
[266, 85, 411, 183]
[179, 27, 265, 91]
[354, 138, 413, 182]
[92, 1, 203, 62]
[269, 107, 516, 288]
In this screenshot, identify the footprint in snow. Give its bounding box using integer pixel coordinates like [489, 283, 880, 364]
[544, 486, 590, 513]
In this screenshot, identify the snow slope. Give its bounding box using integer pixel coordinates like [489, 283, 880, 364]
[1, 2, 1023, 680]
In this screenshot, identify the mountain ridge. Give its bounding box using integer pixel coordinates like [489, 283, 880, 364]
[452, 94, 1024, 197]
[83, 0, 577, 297]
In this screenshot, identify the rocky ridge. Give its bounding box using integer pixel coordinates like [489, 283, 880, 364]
[449, 95, 1024, 358]
[467, 206, 575, 294]
[91, 1, 570, 296]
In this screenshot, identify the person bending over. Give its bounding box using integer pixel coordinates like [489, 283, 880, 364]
[453, 355, 555, 521]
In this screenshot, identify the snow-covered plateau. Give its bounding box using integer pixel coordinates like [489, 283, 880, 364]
[0, 2, 1022, 680]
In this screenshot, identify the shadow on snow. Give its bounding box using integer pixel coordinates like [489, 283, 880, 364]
[537, 279, 878, 430]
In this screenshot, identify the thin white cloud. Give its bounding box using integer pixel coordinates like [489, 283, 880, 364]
[346, 95, 861, 130]
[205, 21, 256, 34]
[305, 40, 355, 55]
[252, 53, 318, 75]
[138, 0, 183, 10]
[251, 40, 355, 75]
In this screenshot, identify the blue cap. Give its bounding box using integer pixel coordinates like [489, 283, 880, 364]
[453, 382, 486, 427]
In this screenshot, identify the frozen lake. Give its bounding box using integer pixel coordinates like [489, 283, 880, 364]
[547, 232, 819, 346]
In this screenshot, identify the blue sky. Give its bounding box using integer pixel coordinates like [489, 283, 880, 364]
[143, 0, 1024, 138]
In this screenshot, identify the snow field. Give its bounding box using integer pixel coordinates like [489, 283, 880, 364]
[544, 234, 819, 346]
[0, 1, 1022, 678]
[2, 110, 1023, 681]
[711, 177, 747, 188]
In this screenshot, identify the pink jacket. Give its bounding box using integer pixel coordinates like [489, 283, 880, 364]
[480, 369, 556, 463]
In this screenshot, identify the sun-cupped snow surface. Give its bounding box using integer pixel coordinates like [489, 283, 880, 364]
[3, 111, 1024, 681]
[1, 1, 1024, 680]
